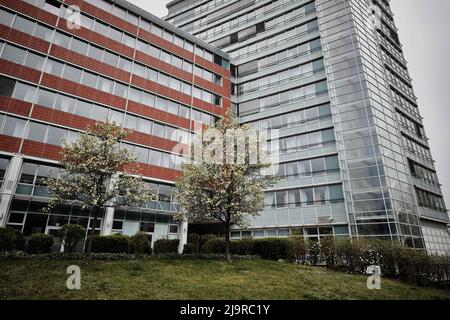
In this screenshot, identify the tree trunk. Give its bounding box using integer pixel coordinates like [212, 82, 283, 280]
[225, 222, 231, 263]
[84, 205, 99, 262]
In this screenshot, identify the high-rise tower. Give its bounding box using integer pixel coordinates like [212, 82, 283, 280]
[165, 0, 450, 254]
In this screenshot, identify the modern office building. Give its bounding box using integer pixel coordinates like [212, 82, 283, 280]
[0, 0, 448, 255]
[165, 0, 450, 254]
[0, 0, 231, 251]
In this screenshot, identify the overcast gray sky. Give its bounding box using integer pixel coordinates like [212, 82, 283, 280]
[127, 0, 450, 210]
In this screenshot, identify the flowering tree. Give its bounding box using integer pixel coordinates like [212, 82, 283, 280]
[46, 122, 154, 259]
[176, 112, 278, 262]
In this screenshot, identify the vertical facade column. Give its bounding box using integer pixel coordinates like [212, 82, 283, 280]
[0, 155, 23, 227]
[178, 219, 188, 253]
[101, 207, 115, 236]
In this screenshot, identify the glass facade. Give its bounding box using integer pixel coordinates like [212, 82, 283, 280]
[166, 0, 450, 254]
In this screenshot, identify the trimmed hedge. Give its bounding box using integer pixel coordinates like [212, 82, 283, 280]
[129, 232, 152, 255]
[184, 234, 450, 288]
[26, 233, 54, 254]
[0, 227, 25, 252]
[153, 239, 179, 254]
[90, 234, 129, 253]
[253, 238, 289, 260]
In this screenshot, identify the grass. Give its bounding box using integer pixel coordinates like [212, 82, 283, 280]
[0, 259, 449, 300]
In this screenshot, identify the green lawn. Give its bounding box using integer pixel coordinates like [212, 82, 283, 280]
[0, 259, 449, 300]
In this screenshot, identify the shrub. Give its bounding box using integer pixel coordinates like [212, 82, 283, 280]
[153, 239, 179, 254]
[200, 238, 243, 254]
[307, 241, 322, 265]
[183, 243, 197, 254]
[235, 238, 255, 255]
[365, 238, 402, 277]
[287, 236, 307, 263]
[320, 236, 336, 266]
[26, 233, 54, 254]
[335, 238, 358, 272]
[90, 234, 129, 253]
[201, 238, 225, 254]
[397, 247, 430, 285]
[199, 234, 217, 247]
[58, 224, 85, 253]
[129, 232, 152, 255]
[186, 233, 201, 254]
[253, 238, 288, 260]
[0, 227, 25, 252]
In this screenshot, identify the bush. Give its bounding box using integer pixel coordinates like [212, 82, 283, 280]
[200, 238, 225, 254]
[186, 233, 201, 254]
[199, 234, 217, 247]
[153, 239, 179, 254]
[0, 227, 25, 252]
[235, 238, 255, 255]
[183, 243, 197, 254]
[129, 232, 152, 255]
[320, 236, 336, 266]
[26, 233, 54, 254]
[90, 234, 129, 253]
[58, 224, 85, 253]
[306, 241, 322, 265]
[287, 236, 307, 263]
[253, 238, 288, 260]
[397, 247, 430, 285]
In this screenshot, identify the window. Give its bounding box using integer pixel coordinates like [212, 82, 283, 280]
[27, 122, 47, 142]
[149, 150, 161, 166]
[288, 190, 301, 207]
[0, 76, 16, 97]
[63, 65, 82, 83]
[2, 44, 26, 65]
[118, 57, 132, 73]
[74, 99, 91, 118]
[122, 34, 135, 48]
[314, 186, 328, 204]
[81, 71, 98, 88]
[97, 77, 113, 93]
[19, 162, 37, 184]
[152, 123, 165, 138]
[301, 188, 314, 206]
[13, 16, 35, 34]
[13, 83, 36, 103]
[311, 157, 325, 176]
[160, 51, 171, 64]
[90, 106, 108, 122]
[54, 94, 75, 113]
[137, 118, 152, 135]
[151, 24, 163, 37]
[93, 20, 109, 35]
[87, 45, 104, 60]
[276, 191, 287, 208]
[329, 185, 344, 203]
[325, 156, 339, 172]
[36, 89, 56, 108]
[46, 126, 66, 145]
[148, 45, 160, 59]
[53, 32, 71, 48]
[24, 52, 44, 70]
[0, 8, 15, 27]
[45, 59, 64, 77]
[322, 129, 335, 143]
[108, 109, 123, 124]
[70, 38, 88, 55]
[2, 117, 26, 138]
[162, 30, 173, 43]
[285, 162, 298, 178]
[103, 51, 118, 67]
[158, 73, 169, 87]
